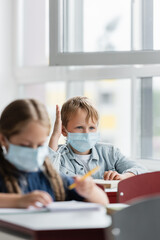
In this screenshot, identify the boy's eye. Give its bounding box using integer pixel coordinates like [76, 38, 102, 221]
[76, 126, 83, 129]
[89, 126, 96, 130]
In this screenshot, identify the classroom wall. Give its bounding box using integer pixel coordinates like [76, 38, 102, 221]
[0, 0, 17, 112]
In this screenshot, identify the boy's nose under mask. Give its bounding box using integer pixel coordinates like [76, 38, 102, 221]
[67, 132, 100, 152]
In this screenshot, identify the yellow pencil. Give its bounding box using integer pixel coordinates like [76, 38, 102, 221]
[68, 165, 100, 190]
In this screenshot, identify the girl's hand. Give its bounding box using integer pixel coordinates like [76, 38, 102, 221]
[74, 176, 109, 205]
[74, 176, 95, 198]
[49, 105, 62, 151]
[16, 191, 53, 208]
[104, 171, 135, 180]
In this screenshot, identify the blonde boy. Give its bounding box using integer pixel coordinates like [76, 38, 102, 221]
[49, 96, 146, 180]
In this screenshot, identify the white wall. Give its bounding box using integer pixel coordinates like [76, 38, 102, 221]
[0, 0, 17, 113]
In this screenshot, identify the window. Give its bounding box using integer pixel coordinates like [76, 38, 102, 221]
[50, 0, 160, 66]
[15, 0, 160, 164]
[20, 76, 160, 160]
[20, 79, 131, 156]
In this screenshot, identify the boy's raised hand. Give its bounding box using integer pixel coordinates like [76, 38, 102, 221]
[49, 105, 62, 151]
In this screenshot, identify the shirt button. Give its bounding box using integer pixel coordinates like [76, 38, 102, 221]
[66, 171, 69, 174]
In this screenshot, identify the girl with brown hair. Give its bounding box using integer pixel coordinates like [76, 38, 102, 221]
[0, 99, 108, 208]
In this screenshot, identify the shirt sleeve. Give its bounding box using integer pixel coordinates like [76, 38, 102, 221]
[61, 175, 84, 201]
[113, 147, 147, 175]
[48, 147, 61, 172]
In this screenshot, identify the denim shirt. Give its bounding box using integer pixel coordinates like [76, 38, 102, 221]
[49, 142, 147, 179]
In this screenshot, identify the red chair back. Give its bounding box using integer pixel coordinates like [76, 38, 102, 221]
[117, 171, 160, 203]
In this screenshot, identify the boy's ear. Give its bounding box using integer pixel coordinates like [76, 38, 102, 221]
[62, 126, 67, 137]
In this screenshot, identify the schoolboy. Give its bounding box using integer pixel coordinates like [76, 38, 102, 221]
[49, 96, 147, 180]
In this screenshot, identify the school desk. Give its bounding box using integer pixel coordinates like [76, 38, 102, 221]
[0, 209, 112, 240]
[94, 180, 118, 203]
[105, 188, 117, 203]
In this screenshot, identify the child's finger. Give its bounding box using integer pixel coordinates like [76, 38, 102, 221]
[109, 171, 119, 180]
[74, 176, 81, 183]
[55, 105, 60, 120]
[114, 174, 121, 180]
[104, 170, 113, 180]
[30, 191, 53, 205]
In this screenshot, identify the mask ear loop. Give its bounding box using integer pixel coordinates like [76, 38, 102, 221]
[1, 137, 10, 155]
[1, 145, 7, 155]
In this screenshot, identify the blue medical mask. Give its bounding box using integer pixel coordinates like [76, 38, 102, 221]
[5, 143, 49, 172]
[67, 132, 100, 152]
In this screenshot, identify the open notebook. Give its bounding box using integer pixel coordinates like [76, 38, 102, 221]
[0, 201, 105, 215]
[94, 179, 120, 189]
[47, 201, 104, 212]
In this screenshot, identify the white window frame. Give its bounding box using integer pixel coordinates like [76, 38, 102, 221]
[49, 0, 160, 66]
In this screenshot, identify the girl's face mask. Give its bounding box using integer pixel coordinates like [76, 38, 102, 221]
[4, 142, 49, 172]
[67, 132, 100, 153]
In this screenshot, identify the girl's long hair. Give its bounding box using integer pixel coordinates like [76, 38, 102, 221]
[0, 99, 65, 201]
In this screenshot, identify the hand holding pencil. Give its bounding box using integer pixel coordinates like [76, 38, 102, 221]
[73, 175, 97, 200]
[68, 166, 100, 190]
[68, 166, 109, 205]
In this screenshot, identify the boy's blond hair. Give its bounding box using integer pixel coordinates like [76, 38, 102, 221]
[61, 96, 99, 127]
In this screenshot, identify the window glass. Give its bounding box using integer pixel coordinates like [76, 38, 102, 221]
[154, 0, 160, 50]
[20, 82, 66, 143]
[153, 77, 160, 159]
[61, 0, 160, 53]
[84, 79, 131, 156]
[63, 0, 131, 52]
[136, 77, 160, 160]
